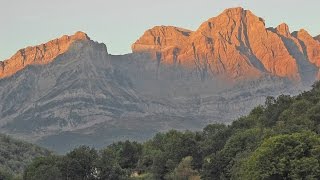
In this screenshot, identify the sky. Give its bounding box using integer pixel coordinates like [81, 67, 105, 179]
[0, 0, 319, 60]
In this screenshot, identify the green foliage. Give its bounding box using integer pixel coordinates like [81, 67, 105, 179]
[23, 155, 62, 180]
[166, 156, 200, 180]
[240, 131, 320, 180]
[96, 148, 126, 180]
[108, 141, 142, 170]
[0, 134, 51, 176]
[201, 124, 230, 157]
[0, 168, 14, 180]
[142, 130, 202, 179]
[202, 128, 264, 179]
[61, 146, 98, 180]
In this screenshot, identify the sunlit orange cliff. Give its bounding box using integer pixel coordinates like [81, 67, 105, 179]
[132, 7, 320, 81]
[0, 32, 90, 79]
[1, 7, 320, 82]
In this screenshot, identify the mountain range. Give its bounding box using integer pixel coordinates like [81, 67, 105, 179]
[0, 7, 318, 153]
[132, 7, 320, 83]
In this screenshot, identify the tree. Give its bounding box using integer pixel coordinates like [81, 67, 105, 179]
[0, 168, 13, 180]
[262, 95, 293, 127]
[108, 141, 142, 170]
[0, 134, 50, 176]
[240, 132, 320, 180]
[23, 155, 62, 180]
[167, 156, 199, 180]
[202, 128, 263, 179]
[201, 124, 229, 157]
[60, 146, 98, 180]
[96, 148, 126, 180]
[151, 151, 168, 179]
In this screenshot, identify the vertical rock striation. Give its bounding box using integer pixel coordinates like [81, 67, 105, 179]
[132, 7, 319, 82]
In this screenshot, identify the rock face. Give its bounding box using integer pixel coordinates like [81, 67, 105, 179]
[315, 35, 320, 42]
[132, 7, 319, 82]
[0, 31, 90, 79]
[273, 24, 318, 83]
[0, 39, 144, 152]
[0, 8, 316, 153]
[292, 30, 320, 67]
[0, 38, 303, 153]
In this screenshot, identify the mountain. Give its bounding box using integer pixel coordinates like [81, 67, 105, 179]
[0, 36, 150, 152]
[0, 32, 90, 79]
[0, 7, 316, 153]
[132, 7, 320, 83]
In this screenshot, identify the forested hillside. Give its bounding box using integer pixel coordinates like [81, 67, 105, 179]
[0, 134, 51, 180]
[20, 82, 320, 179]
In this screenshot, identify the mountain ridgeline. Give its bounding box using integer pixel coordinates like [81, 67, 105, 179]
[132, 7, 320, 83]
[0, 7, 319, 153]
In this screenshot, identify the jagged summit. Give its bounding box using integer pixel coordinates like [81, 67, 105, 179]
[1, 7, 319, 83]
[220, 7, 264, 22]
[222, 6, 246, 13]
[0, 31, 91, 79]
[132, 26, 192, 54]
[218, 7, 257, 19]
[276, 23, 291, 37]
[132, 7, 319, 82]
[73, 31, 91, 40]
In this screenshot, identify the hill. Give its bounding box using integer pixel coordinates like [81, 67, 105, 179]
[0, 134, 50, 179]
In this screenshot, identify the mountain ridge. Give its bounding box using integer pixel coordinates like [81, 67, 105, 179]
[0, 7, 316, 152]
[132, 7, 320, 83]
[2, 7, 319, 83]
[0, 31, 90, 79]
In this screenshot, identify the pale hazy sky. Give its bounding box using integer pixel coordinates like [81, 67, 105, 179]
[1, 0, 319, 60]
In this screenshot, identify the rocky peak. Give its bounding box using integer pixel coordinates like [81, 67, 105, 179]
[219, 7, 247, 21]
[292, 29, 320, 67]
[293, 29, 313, 39]
[132, 26, 192, 53]
[219, 7, 259, 21]
[0, 31, 91, 79]
[73, 31, 90, 40]
[132, 7, 300, 81]
[276, 23, 291, 37]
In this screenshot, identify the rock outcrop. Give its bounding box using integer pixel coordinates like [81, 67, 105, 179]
[315, 35, 320, 42]
[273, 24, 318, 83]
[0, 37, 303, 153]
[292, 30, 320, 67]
[0, 31, 90, 79]
[132, 7, 319, 82]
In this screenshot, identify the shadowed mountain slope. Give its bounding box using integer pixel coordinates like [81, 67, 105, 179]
[0, 8, 317, 152]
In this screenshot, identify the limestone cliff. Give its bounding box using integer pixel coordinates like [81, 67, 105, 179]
[315, 35, 320, 42]
[132, 7, 318, 82]
[0, 31, 90, 79]
[0, 8, 315, 152]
